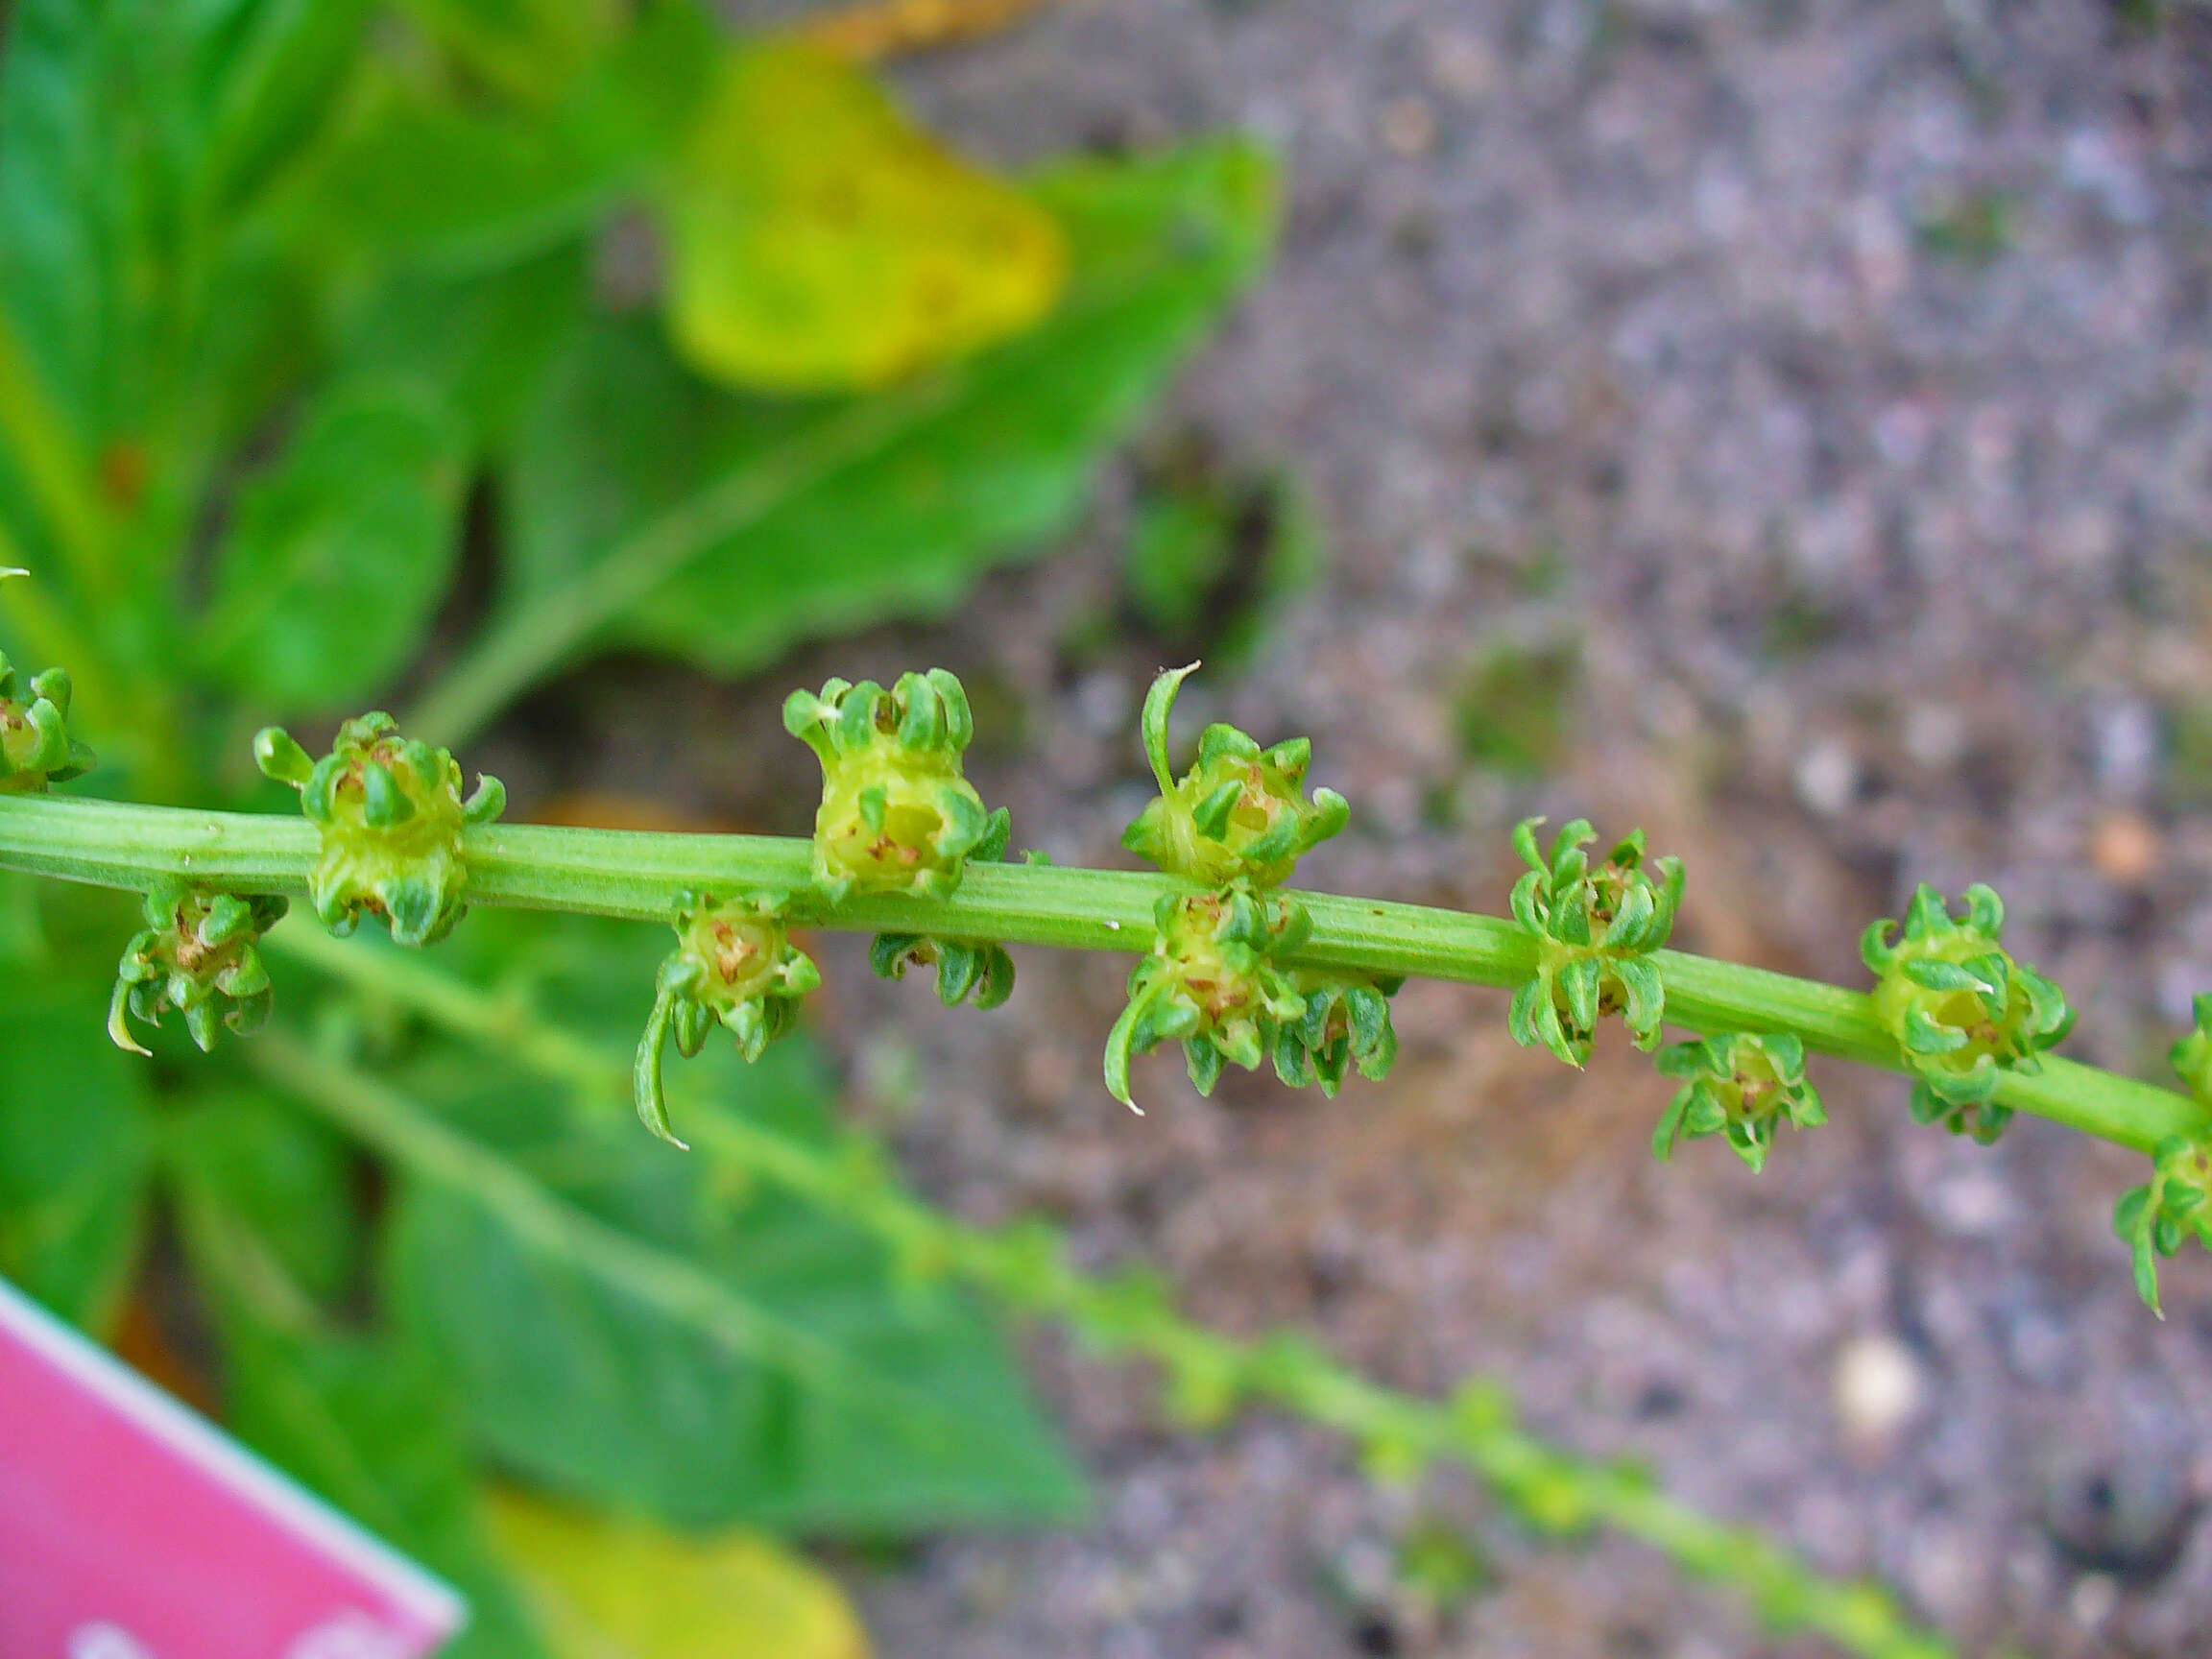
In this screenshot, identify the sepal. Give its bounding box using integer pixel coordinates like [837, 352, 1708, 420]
[633, 890, 819, 1147]
[871, 933, 1016, 1010]
[108, 881, 288, 1055]
[1120, 664, 1348, 889]
[255, 713, 501, 948]
[2114, 1134, 2212, 1317]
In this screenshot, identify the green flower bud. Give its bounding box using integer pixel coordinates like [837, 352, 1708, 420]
[1651, 1031, 1827, 1173]
[0, 652, 94, 793]
[1505, 817, 1683, 1068]
[871, 933, 1016, 1009]
[1271, 968, 1404, 1097]
[255, 713, 503, 949]
[1862, 883, 2073, 1144]
[108, 880, 288, 1055]
[783, 669, 1004, 902]
[634, 890, 820, 1148]
[1121, 663, 1349, 889]
[2171, 992, 2212, 1103]
[2113, 1134, 2212, 1317]
[1103, 879, 1311, 1111]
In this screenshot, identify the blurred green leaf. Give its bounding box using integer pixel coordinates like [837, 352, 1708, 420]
[395, 0, 625, 106]
[467, 138, 1277, 715]
[487, 1488, 871, 1659]
[373, 913, 1087, 1532]
[172, 1108, 549, 1659]
[164, 1087, 362, 1306]
[660, 38, 1066, 392]
[1124, 462, 1319, 664]
[198, 374, 469, 710]
[287, 2, 712, 277]
[0, 975, 155, 1330]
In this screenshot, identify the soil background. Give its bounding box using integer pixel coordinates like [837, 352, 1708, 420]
[524, 1, 2212, 1653]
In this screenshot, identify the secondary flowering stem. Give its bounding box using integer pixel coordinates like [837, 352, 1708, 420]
[0, 791, 2200, 1154]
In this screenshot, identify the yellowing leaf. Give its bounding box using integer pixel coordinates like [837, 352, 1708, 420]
[486, 1487, 871, 1659]
[659, 40, 1066, 392]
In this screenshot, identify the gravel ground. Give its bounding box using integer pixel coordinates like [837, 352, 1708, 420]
[600, 1, 2212, 1652]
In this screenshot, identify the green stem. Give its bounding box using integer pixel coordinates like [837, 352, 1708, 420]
[0, 791, 2198, 1154]
[263, 924, 1958, 1659]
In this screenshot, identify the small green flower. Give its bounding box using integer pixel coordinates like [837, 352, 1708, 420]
[0, 653, 94, 794]
[2170, 992, 2212, 1103]
[2114, 1134, 2212, 1317]
[783, 669, 1005, 902]
[1652, 1031, 1827, 1172]
[108, 881, 287, 1055]
[1271, 968, 1404, 1097]
[634, 890, 820, 1148]
[1862, 883, 2072, 1144]
[1121, 663, 1348, 890]
[1103, 880, 1310, 1111]
[1505, 817, 1683, 1068]
[255, 714, 504, 949]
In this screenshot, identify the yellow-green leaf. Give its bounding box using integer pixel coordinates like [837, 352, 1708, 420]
[660, 39, 1066, 392]
[487, 1487, 870, 1659]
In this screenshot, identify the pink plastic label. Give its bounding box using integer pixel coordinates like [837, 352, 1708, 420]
[0, 1275, 466, 1659]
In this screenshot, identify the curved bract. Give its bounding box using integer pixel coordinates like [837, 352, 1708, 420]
[255, 713, 505, 948]
[1861, 883, 2074, 1144]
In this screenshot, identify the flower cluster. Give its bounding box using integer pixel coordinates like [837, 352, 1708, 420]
[1652, 1031, 1827, 1172]
[871, 933, 1016, 1009]
[108, 881, 287, 1055]
[0, 653, 93, 793]
[1506, 817, 1682, 1068]
[783, 670, 1004, 902]
[2114, 1135, 2212, 1318]
[1104, 881, 1312, 1109]
[256, 714, 505, 948]
[634, 890, 821, 1148]
[1120, 662, 1348, 888]
[1273, 969, 1403, 1098]
[1862, 883, 2072, 1144]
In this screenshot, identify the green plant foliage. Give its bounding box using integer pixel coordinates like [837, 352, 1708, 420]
[378, 913, 1088, 1533]
[2113, 1135, 2212, 1318]
[1455, 638, 1578, 779]
[469, 138, 1279, 727]
[1121, 662, 1349, 888]
[1506, 816, 1682, 1068]
[199, 378, 469, 709]
[1862, 883, 2074, 1144]
[256, 713, 506, 947]
[1272, 968, 1403, 1098]
[0, 975, 155, 1329]
[1122, 460, 1320, 662]
[108, 883, 288, 1056]
[1653, 1031, 1827, 1172]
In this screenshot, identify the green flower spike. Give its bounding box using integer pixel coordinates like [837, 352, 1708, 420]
[1505, 817, 1683, 1068]
[2114, 1136, 2212, 1318]
[635, 890, 820, 1148]
[1862, 882, 2073, 1145]
[1103, 880, 1311, 1112]
[782, 669, 1005, 902]
[1652, 1031, 1827, 1172]
[1121, 662, 1349, 890]
[108, 881, 287, 1055]
[0, 652, 94, 793]
[256, 714, 504, 948]
[1271, 969, 1405, 1097]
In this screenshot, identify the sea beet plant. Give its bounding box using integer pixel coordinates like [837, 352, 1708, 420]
[0, 657, 2201, 1659]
